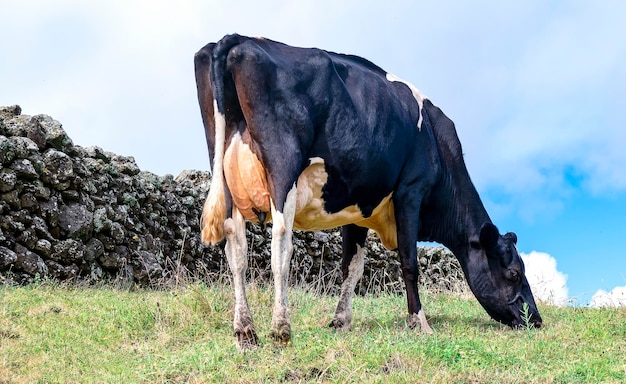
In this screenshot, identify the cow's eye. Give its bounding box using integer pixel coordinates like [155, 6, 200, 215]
[505, 269, 521, 283]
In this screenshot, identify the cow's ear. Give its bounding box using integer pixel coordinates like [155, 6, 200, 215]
[503, 232, 517, 245]
[479, 223, 500, 252]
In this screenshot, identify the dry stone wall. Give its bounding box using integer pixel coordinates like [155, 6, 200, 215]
[0, 105, 465, 294]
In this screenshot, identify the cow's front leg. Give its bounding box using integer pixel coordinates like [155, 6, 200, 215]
[330, 224, 368, 331]
[394, 194, 433, 334]
[224, 208, 257, 349]
[269, 186, 297, 345]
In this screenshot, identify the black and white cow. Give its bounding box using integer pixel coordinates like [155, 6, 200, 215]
[194, 34, 542, 349]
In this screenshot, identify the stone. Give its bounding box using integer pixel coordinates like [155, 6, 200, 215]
[163, 192, 182, 213]
[88, 262, 102, 280]
[14, 244, 48, 276]
[0, 135, 16, 165]
[0, 168, 17, 192]
[40, 196, 60, 228]
[45, 259, 80, 280]
[133, 250, 164, 283]
[58, 203, 93, 240]
[16, 229, 37, 250]
[45, 259, 66, 278]
[31, 216, 53, 241]
[92, 207, 111, 233]
[0, 246, 17, 269]
[61, 189, 80, 202]
[25, 179, 51, 200]
[52, 239, 85, 263]
[9, 136, 39, 159]
[1, 190, 20, 210]
[0, 105, 21, 119]
[0, 106, 465, 293]
[32, 114, 74, 152]
[99, 245, 128, 270]
[111, 155, 140, 176]
[313, 231, 330, 243]
[181, 195, 195, 208]
[20, 192, 38, 211]
[42, 149, 74, 190]
[84, 238, 104, 262]
[84, 146, 111, 162]
[25, 117, 47, 150]
[10, 159, 39, 179]
[109, 222, 126, 244]
[34, 239, 52, 257]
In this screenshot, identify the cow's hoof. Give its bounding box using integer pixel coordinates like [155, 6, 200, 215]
[270, 323, 291, 345]
[235, 327, 259, 350]
[408, 311, 433, 334]
[328, 318, 351, 332]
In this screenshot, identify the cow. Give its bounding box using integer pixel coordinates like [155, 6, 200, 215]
[194, 34, 542, 349]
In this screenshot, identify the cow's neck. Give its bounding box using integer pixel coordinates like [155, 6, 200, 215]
[419, 100, 492, 269]
[430, 168, 491, 257]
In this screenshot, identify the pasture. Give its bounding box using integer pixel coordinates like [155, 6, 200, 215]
[1, 282, 625, 383]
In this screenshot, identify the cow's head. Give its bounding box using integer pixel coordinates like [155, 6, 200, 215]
[466, 223, 543, 328]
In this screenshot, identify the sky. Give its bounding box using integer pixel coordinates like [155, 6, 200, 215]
[1, 1, 625, 306]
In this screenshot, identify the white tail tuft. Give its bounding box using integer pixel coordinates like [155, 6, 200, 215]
[200, 99, 227, 244]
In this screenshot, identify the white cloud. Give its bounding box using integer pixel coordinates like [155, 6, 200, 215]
[521, 251, 569, 307]
[589, 286, 626, 308]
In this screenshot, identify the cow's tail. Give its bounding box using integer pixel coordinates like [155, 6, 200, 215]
[200, 34, 246, 245]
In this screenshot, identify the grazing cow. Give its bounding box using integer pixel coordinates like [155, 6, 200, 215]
[194, 34, 542, 349]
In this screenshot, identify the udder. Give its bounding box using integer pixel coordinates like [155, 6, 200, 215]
[223, 132, 271, 222]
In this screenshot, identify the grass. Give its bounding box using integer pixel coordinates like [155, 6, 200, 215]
[1, 282, 625, 383]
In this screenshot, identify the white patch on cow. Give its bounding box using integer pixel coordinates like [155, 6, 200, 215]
[200, 100, 227, 245]
[223, 207, 257, 347]
[416, 309, 433, 333]
[308, 156, 324, 165]
[408, 309, 433, 334]
[270, 184, 298, 339]
[331, 245, 366, 331]
[293, 157, 398, 249]
[386, 73, 427, 131]
[211, 99, 226, 176]
[347, 245, 365, 280]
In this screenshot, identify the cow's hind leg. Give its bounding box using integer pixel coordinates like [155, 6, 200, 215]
[329, 224, 368, 331]
[269, 186, 298, 344]
[224, 208, 258, 349]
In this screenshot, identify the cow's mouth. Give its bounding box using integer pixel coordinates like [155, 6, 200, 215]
[508, 296, 542, 329]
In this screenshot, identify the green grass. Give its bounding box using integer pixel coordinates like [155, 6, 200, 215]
[1, 282, 625, 383]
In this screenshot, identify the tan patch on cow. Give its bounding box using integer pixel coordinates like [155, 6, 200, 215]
[221, 150, 398, 249]
[293, 158, 398, 250]
[223, 132, 271, 222]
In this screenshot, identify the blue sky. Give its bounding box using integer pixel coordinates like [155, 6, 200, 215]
[2, 1, 625, 305]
